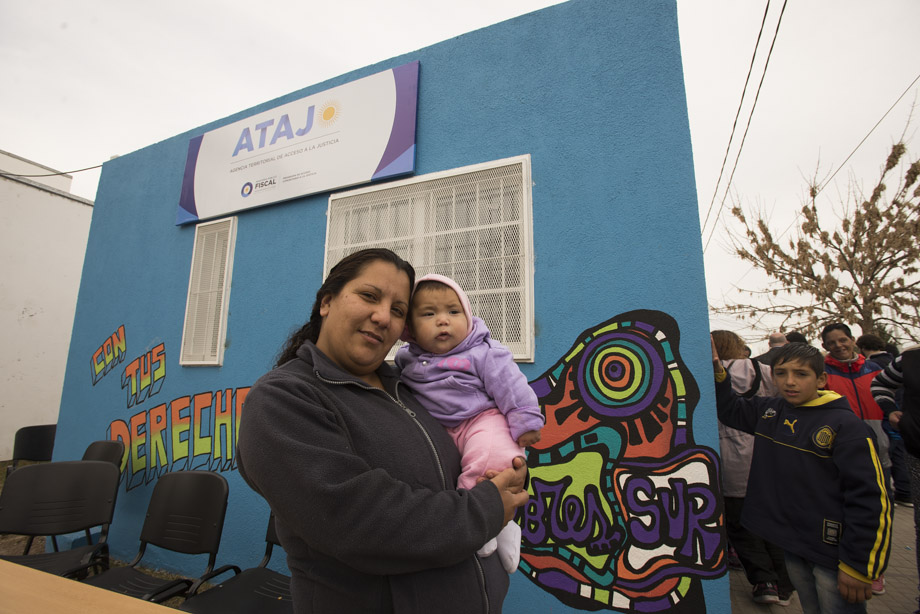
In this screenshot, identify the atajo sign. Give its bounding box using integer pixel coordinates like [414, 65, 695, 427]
[177, 61, 419, 225]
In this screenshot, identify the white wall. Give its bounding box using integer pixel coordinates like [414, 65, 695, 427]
[0, 150, 92, 459]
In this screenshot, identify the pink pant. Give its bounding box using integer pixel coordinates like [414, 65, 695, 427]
[448, 408, 525, 490]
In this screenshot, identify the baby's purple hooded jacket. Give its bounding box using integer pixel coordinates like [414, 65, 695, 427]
[395, 274, 544, 441]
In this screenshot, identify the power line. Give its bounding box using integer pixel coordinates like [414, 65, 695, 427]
[714, 74, 920, 342]
[0, 163, 103, 179]
[700, 0, 773, 238]
[770, 72, 920, 243]
[813, 70, 920, 198]
[703, 0, 789, 253]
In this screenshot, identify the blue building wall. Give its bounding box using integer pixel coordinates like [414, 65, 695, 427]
[58, 0, 727, 611]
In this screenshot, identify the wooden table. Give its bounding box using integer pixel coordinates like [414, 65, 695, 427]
[0, 559, 174, 613]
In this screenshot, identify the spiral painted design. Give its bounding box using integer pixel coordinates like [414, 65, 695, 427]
[575, 329, 665, 418]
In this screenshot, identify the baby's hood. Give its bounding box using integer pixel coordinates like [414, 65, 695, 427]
[399, 273, 474, 343]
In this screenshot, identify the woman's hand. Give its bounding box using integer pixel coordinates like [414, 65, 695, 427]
[486, 456, 529, 525]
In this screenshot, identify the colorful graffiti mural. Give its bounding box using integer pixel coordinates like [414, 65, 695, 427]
[108, 386, 250, 489]
[89, 326, 251, 490]
[122, 343, 166, 407]
[91, 325, 127, 385]
[88, 313, 726, 608]
[522, 310, 725, 612]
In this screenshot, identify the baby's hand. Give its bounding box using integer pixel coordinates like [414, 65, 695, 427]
[517, 430, 541, 447]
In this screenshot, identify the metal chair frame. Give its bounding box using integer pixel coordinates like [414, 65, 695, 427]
[178, 513, 292, 613]
[81, 470, 230, 603]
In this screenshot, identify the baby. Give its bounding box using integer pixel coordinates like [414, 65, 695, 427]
[396, 274, 543, 573]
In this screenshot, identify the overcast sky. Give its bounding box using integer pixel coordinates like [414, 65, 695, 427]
[3, 0, 919, 352]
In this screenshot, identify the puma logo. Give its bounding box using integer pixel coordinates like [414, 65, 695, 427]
[784, 418, 797, 433]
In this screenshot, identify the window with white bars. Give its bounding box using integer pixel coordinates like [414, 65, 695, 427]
[326, 155, 534, 360]
[180, 217, 237, 366]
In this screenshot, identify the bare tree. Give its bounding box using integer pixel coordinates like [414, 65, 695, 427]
[715, 138, 920, 345]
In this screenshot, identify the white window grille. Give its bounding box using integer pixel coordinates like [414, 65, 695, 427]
[180, 217, 237, 366]
[326, 155, 534, 360]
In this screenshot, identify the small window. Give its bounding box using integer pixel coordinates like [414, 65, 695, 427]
[326, 155, 534, 360]
[180, 217, 237, 366]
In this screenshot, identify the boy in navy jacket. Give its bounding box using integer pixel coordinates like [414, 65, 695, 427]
[713, 341, 891, 613]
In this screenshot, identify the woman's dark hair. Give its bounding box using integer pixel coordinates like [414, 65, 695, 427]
[275, 248, 415, 366]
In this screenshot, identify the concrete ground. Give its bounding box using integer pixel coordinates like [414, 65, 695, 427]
[730, 503, 918, 614]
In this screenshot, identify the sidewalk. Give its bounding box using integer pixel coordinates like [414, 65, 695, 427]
[730, 503, 918, 613]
